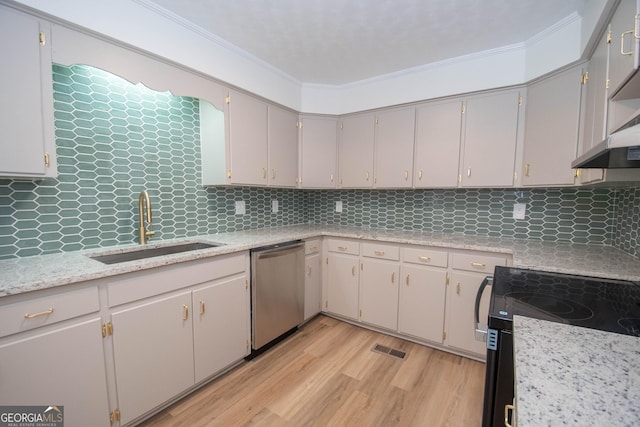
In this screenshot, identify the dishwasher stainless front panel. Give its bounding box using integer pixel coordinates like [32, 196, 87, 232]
[251, 241, 305, 350]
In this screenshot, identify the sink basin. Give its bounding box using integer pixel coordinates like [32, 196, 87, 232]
[88, 242, 221, 265]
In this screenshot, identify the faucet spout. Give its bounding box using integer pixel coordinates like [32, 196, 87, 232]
[138, 190, 155, 244]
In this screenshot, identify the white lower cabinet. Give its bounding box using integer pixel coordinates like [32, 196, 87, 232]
[192, 276, 249, 383]
[444, 252, 507, 357]
[398, 264, 447, 344]
[111, 291, 195, 425]
[360, 258, 400, 330]
[326, 239, 360, 320]
[304, 239, 322, 320]
[323, 238, 510, 360]
[0, 317, 110, 426]
[108, 254, 250, 424]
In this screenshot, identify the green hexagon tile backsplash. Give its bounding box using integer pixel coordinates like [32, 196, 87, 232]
[0, 64, 638, 260]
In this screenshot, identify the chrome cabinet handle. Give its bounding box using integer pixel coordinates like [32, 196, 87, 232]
[272, 168, 276, 179]
[338, 246, 348, 251]
[391, 272, 395, 284]
[418, 256, 431, 262]
[471, 261, 486, 269]
[404, 170, 409, 181]
[365, 171, 370, 181]
[467, 167, 471, 177]
[525, 163, 530, 177]
[183, 304, 189, 320]
[456, 283, 460, 295]
[352, 266, 356, 276]
[24, 308, 54, 319]
[262, 167, 267, 179]
[405, 274, 410, 286]
[330, 173, 334, 183]
[418, 169, 423, 180]
[374, 250, 385, 256]
[200, 300, 205, 315]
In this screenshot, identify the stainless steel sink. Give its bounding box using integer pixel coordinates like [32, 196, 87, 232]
[88, 242, 221, 264]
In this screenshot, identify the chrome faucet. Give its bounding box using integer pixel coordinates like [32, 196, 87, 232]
[138, 190, 155, 244]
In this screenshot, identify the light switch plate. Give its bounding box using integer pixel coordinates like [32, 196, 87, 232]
[335, 201, 343, 213]
[513, 203, 526, 220]
[235, 200, 246, 215]
[272, 199, 279, 213]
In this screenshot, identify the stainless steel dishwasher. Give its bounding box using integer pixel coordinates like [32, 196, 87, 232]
[250, 240, 305, 351]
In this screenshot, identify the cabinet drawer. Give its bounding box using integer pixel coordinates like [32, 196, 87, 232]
[108, 253, 246, 307]
[326, 238, 359, 255]
[451, 252, 508, 274]
[402, 246, 448, 268]
[0, 286, 99, 338]
[361, 242, 400, 261]
[305, 239, 321, 255]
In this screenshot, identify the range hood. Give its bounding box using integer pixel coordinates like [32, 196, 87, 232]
[572, 122, 640, 169]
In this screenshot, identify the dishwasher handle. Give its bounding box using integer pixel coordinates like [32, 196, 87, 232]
[253, 241, 304, 260]
[474, 275, 493, 342]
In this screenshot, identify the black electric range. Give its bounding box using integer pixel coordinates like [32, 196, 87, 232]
[481, 266, 640, 427]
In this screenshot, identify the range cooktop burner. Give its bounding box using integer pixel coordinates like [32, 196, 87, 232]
[505, 292, 594, 321]
[618, 318, 640, 337]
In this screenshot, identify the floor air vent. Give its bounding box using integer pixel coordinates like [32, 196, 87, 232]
[372, 344, 407, 360]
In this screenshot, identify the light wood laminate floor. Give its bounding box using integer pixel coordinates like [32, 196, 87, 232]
[139, 315, 485, 427]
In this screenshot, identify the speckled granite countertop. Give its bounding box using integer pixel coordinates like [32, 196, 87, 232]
[513, 316, 640, 426]
[1, 224, 640, 297]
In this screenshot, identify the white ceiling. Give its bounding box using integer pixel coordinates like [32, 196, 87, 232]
[142, 0, 586, 85]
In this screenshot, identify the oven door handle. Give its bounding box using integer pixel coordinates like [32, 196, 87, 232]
[474, 275, 493, 342]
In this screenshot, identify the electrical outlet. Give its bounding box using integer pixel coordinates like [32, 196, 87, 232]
[272, 199, 279, 213]
[513, 203, 526, 220]
[335, 201, 343, 213]
[235, 200, 246, 215]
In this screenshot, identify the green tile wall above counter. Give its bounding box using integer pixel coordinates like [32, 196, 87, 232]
[0, 64, 638, 260]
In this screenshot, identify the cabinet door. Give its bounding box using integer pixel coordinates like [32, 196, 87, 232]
[398, 265, 447, 343]
[0, 6, 56, 178]
[414, 100, 463, 188]
[192, 276, 249, 383]
[579, 31, 609, 184]
[374, 108, 415, 188]
[305, 252, 322, 320]
[326, 253, 359, 320]
[0, 318, 110, 427]
[340, 113, 375, 188]
[228, 90, 268, 185]
[522, 65, 583, 186]
[299, 116, 338, 188]
[111, 291, 194, 425]
[461, 91, 521, 187]
[445, 271, 491, 357]
[360, 258, 400, 331]
[268, 105, 298, 187]
[608, 0, 638, 96]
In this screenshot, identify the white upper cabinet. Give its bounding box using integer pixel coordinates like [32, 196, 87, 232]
[414, 100, 463, 188]
[228, 90, 269, 185]
[0, 5, 56, 178]
[521, 64, 584, 187]
[608, 0, 639, 97]
[340, 113, 375, 188]
[374, 107, 415, 188]
[460, 90, 522, 188]
[299, 116, 338, 188]
[267, 105, 298, 187]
